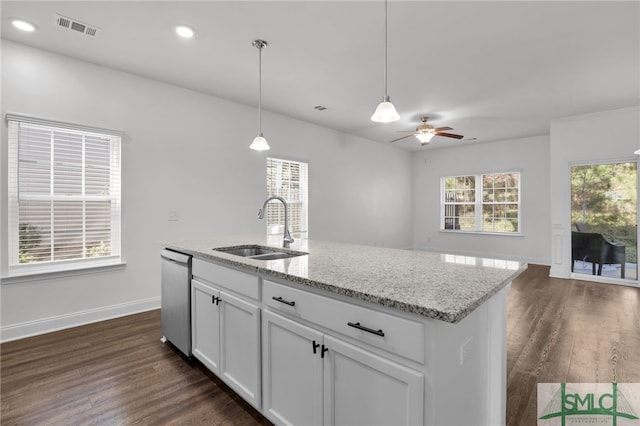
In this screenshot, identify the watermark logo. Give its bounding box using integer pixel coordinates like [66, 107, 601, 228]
[538, 383, 640, 425]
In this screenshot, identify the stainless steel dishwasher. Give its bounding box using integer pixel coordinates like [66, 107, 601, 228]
[160, 249, 192, 356]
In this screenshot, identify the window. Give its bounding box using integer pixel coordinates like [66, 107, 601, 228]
[266, 158, 308, 237]
[441, 171, 520, 234]
[7, 114, 122, 275]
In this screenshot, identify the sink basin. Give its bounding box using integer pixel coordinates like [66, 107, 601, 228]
[219, 247, 277, 257]
[213, 245, 307, 261]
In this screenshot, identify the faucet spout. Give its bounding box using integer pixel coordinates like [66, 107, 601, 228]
[258, 196, 295, 248]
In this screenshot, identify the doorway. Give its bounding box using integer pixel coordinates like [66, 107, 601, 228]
[570, 161, 638, 282]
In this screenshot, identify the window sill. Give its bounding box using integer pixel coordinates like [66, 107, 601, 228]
[439, 230, 524, 237]
[1, 261, 127, 285]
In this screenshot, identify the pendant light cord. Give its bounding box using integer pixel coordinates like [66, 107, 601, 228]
[384, 0, 388, 98]
[258, 44, 262, 135]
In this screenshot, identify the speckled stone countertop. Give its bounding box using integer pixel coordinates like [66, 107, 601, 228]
[163, 235, 527, 324]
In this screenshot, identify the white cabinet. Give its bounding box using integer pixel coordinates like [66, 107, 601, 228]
[219, 290, 261, 408]
[191, 279, 221, 374]
[262, 309, 424, 426]
[190, 262, 261, 410]
[188, 257, 509, 426]
[323, 335, 424, 426]
[262, 310, 324, 426]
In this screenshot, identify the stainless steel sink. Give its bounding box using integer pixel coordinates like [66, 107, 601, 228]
[213, 245, 307, 261]
[219, 247, 277, 257]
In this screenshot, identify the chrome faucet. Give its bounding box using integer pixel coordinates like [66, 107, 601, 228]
[258, 196, 294, 248]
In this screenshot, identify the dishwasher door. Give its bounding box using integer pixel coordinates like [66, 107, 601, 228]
[161, 249, 192, 356]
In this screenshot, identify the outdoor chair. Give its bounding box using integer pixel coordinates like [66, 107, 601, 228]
[571, 231, 625, 278]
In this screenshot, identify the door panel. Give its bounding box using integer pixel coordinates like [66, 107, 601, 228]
[191, 279, 220, 373]
[323, 335, 424, 426]
[219, 290, 261, 408]
[262, 310, 324, 426]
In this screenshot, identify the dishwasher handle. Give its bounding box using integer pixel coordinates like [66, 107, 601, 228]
[161, 249, 191, 265]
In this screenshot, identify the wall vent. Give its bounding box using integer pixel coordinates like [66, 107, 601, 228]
[55, 14, 101, 37]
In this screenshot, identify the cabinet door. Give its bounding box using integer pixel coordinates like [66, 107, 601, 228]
[191, 279, 221, 374]
[262, 310, 324, 426]
[323, 335, 424, 426]
[219, 290, 261, 409]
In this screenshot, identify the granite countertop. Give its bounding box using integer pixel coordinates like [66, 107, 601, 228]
[163, 235, 527, 324]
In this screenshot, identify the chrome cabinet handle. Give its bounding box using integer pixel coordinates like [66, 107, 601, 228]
[347, 321, 385, 337]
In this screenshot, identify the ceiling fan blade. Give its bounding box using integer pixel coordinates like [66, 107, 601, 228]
[389, 134, 415, 143]
[435, 132, 464, 139]
[396, 130, 416, 133]
[434, 126, 453, 132]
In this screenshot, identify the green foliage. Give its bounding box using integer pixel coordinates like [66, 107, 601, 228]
[571, 163, 637, 263]
[85, 241, 110, 258]
[19, 223, 41, 264]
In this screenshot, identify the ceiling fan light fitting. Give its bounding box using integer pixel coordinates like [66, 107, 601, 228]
[415, 132, 435, 143]
[371, 98, 400, 123]
[250, 134, 270, 151]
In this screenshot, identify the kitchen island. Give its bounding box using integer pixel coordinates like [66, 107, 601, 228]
[163, 235, 527, 426]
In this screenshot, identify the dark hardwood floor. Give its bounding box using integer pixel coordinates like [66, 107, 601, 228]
[1, 264, 639, 425]
[506, 265, 640, 424]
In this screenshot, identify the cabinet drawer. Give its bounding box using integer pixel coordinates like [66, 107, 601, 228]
[263, 280, 425, 364]
[193, 258, 260, 300]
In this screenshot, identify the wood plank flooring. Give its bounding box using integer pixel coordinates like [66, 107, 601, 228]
[1, 264, 639, 425]
[506, 265, 640, 424]
[0, 310, 270, 425]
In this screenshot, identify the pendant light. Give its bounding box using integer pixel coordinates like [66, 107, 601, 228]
[371, 0, 400, 123]
[250, 39, 270, 151]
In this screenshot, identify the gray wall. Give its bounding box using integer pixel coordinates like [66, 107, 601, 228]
[412, 135, 551, 264]
[0, 41, 414, 339]
[549, 107, 640, 278]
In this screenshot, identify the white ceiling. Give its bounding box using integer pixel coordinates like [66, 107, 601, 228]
[2, 1, 639, 151]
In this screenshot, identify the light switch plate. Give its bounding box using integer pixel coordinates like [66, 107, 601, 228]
[168, 210, 180, 221]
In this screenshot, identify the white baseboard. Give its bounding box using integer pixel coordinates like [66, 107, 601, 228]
[0, 296, 161, 343]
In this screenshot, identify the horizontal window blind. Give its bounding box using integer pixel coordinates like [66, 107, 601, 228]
[7, 115, 122, 273]
[266, 158, 308, 236]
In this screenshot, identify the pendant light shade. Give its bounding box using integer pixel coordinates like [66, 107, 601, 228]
[251, 39, 270, 151]
[250, 134, 270, 151]
[371, 0, 399, 123]
[371, 97, 400, 123]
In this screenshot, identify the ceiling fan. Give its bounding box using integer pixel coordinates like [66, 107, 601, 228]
[389, 117, 464, 146]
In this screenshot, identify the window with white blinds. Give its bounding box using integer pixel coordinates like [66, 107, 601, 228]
[7, 115, 122, 274]
[441, 171, 521, 234]
[266, 158, 308, 237]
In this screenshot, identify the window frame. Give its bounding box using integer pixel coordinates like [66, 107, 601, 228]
[265, 157, 308, 238]
[6, 114, 124, 277]
[440, 171, 522, 235]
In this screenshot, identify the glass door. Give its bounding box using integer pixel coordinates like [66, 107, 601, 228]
[570, 161, 638, 282]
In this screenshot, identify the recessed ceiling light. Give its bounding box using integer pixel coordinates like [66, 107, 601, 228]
[11, 19, 36, 32]
[175, 25, 194, 39]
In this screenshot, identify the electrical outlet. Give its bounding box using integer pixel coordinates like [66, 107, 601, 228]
[168, 210, 180, 221]
[460, 337, 472, 365]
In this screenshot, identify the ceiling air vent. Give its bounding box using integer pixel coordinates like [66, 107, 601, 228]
[55, 14, 101, 37]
